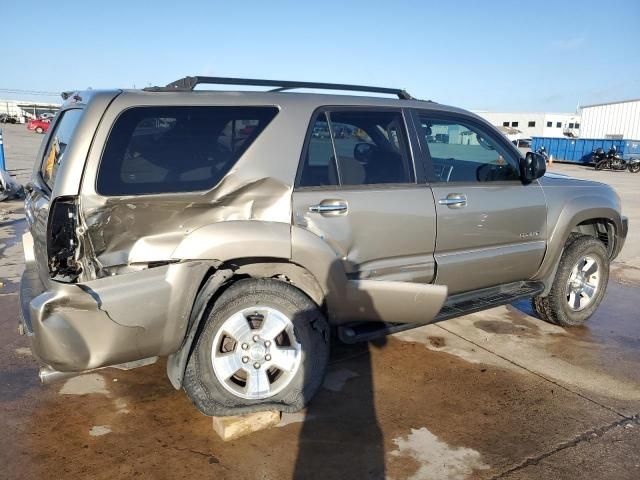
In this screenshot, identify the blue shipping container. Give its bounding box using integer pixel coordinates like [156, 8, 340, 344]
[531, 137, 640, 164]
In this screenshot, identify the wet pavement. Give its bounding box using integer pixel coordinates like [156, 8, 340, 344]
[1, 124, 639, 479]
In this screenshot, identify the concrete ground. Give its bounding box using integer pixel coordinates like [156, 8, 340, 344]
[0, 123, 639, 479]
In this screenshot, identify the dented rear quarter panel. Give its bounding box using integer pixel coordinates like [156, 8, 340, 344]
[77, 91, 302, 269]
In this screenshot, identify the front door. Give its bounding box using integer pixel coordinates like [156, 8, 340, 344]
[413, 111, 547, 294]
[292, 108, 437, 287]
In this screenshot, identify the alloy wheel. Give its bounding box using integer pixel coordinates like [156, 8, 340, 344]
[211, 306, 302, 400]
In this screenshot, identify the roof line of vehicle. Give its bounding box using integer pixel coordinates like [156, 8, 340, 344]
[142, 76, 432, 102]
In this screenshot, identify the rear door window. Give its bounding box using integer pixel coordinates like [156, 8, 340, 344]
[97, 106, 278, 195]
[298, 109, 414, 187]
[40, 109, 83, 189]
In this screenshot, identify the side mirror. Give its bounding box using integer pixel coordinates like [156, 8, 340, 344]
[520, 152, 546, 183]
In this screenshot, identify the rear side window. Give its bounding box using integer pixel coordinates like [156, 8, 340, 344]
[97, 106, 278, 195]
[298, 109, 414, 188]
[40, 109, 83, 189]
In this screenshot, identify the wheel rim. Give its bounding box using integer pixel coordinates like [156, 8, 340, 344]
[211, 306, 302, 400]
[566, 255, 601, 311]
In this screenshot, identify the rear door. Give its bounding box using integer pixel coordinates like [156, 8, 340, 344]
[412, 110, 547, 294]
[292, 107, 437, 285]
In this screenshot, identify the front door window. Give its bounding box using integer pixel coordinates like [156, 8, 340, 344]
[416, 116, 520, 183]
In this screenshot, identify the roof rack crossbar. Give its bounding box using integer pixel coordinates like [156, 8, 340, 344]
[144, 76, 415, 100]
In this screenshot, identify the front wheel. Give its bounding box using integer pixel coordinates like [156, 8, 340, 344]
[532, 234, 609, 327]
[594, 160, 610, 171]
[183, 278, 330, 416]
[35, 127, 43, 134]
[628, 162, 640, 173]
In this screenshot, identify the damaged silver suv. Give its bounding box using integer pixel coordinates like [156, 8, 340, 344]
[20, 77, 627, 416]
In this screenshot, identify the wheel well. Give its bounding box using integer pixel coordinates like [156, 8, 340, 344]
[571, 219, 615, 257]
[218, 258, 326, 309]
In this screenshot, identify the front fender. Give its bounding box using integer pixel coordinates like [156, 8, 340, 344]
[534, 191, 624, 282]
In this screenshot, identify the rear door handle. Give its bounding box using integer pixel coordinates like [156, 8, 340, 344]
[308, 200, 348, 215]
[438, 194, 467, 208]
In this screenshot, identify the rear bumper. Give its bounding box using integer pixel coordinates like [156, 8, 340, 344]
[19, 263, 147, 371]
[19, 239, 212, 372]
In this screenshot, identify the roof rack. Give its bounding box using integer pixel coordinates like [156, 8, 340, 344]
[143, 76, 415, 100]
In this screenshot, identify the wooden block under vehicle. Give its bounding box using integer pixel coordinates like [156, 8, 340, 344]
[212, 411, 281, 441]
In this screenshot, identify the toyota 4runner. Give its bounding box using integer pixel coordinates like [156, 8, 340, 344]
[19, 77, 628, 416]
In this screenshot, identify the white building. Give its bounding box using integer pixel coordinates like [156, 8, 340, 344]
[579, 99, 640, 139]
[0, 99, 60, 121]
[474, 111, 581, 140]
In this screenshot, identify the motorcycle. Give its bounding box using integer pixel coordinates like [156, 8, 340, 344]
[536, 146, 550, 163]
[593, 146, 640, 173]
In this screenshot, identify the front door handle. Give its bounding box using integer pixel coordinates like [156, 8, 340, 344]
[308, 200, 348, 215]
[438, 194, 467, 208]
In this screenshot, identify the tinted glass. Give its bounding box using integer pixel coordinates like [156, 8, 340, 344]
[97, 106, 278, 195]
[40, 109, 83, 189]
[546, 121, 552, 127]
[298, 110, 414, 187]
[418, 116, 520, 183]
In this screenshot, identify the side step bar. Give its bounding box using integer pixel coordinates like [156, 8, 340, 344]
[338, 281, 544, 344]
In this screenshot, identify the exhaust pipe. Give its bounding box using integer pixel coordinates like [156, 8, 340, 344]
[38, 366, 78, 385]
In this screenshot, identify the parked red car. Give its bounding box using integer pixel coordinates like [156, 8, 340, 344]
[27, 118, 51, 134]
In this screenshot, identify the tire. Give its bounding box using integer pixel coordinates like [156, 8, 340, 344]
[532, 234, 609, 327]
[183, 278, 330, 416]
[35, 127, 43, 134]
[594, 160, 609, 171]
[628, 162, 640, 173]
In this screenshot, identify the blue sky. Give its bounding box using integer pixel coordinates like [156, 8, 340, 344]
[2, 0, 639, 112]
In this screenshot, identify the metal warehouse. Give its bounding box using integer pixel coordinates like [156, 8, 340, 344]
[579, 98, 640, 139]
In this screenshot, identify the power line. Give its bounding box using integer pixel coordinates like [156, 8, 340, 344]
[0, 88, 59, 96]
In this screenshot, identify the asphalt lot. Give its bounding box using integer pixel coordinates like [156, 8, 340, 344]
[0, 122, 639, 480]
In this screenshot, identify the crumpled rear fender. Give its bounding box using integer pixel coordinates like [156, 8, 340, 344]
[171, 220, 291, 261]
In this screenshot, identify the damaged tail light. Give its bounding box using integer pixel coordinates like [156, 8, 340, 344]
[47, 197, 82, 280]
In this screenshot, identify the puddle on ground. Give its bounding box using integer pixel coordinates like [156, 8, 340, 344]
[511, 280, 640, 350]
